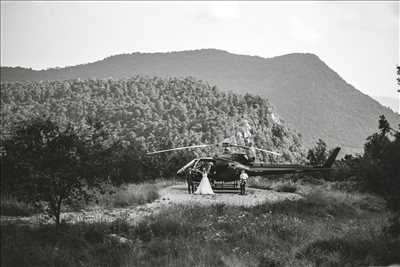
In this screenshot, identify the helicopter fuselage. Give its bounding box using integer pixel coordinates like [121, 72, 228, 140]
[177, 147, 341, 193]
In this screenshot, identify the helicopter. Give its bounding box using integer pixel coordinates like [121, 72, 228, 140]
[147, 141, 341, 194]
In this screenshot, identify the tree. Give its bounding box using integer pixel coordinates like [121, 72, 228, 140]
[358, 115, 400, 237]
[362, 116, 400, 203]
[307, 139, 328, 166]
[2, 118, 111, 226]
[364, 115, 392, 162]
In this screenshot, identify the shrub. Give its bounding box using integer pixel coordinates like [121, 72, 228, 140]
[299, 176, 324, 185]
[327, 154, 362, 181]
[247, 176, 273, 190]
[0, 195, 38, 217]
[275, 183, 297, 193]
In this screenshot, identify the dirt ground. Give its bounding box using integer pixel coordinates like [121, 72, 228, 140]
[1, 183, 301, 226]
[157, 184, 301, 207]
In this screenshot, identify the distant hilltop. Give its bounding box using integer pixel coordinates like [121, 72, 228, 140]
[2, 49, 399, 154]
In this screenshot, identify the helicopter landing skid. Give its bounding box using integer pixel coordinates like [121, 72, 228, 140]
[211, 180, 240, 191]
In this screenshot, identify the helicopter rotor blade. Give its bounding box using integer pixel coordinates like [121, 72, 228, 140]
[228, 143, 282, 156]
[146, 144, 212, 155]
[253, 147, 282, 156]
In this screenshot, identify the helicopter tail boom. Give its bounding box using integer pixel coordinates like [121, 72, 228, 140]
[322, 147, 341, 168]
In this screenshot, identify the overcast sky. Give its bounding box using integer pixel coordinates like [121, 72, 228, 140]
[1, 1, 399, 102]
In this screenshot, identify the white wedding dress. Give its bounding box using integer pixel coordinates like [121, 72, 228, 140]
[194, 172, 215, 195]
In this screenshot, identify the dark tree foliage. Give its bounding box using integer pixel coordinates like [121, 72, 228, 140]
[362, 116, 400, 205]
[1, 118, 115, 225]
[364, 116, 393, 163]
[1, 77, 306, 183]
[397, 66, 400, 86]
[357, 115, 400, 238]
[307, 139, 328, 166]
[328, 154, 362, 182]
[331, 116, 400, 207]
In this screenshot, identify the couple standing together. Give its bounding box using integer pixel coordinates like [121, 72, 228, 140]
[194, 167, 248, 195]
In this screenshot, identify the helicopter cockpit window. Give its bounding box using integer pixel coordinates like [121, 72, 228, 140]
[194, 160, 214, 173]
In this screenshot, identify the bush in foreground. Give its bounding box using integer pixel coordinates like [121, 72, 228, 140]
[275, 183, 297, 193]
[0, 195, 38, 217]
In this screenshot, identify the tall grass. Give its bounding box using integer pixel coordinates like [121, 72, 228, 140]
[90, 178, 179, 209]
[2, 186, 398, 267]
[96, 183, 160, 208]
[65, 180, 175, 212]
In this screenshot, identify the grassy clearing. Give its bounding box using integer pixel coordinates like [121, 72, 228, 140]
[68, 178, 180, 211]
[2, 185, 398, 267]
[248, 175, 372, 197]
[96, 183, 160, 208]
[150, 178, 180, 189]
[96, 178, 179, 208]
[1, 178, 178, 218]
[248, 176, 299, 193]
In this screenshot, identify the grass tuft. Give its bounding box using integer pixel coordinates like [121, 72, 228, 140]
[97, 183, 160, 208]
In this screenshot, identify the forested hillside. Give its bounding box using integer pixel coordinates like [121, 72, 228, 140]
[2, 49, 399, 155]
[1, 76, 305, 181]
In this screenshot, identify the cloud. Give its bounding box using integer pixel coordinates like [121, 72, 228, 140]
[388, 1, 399, 18]
[289, 16, 320, 44]
[198, 1, 241, 21]
[210, 3, 240, 20]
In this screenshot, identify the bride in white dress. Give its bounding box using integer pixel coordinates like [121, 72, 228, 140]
[194, 169, 215, 195]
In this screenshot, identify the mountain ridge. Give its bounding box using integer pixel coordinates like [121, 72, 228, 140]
[2, 49, 399, 155]
[1, 49, 318, 72]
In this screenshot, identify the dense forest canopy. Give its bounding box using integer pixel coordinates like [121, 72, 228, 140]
[1, 76, 305, 181]
[3, 49, 399, 155]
